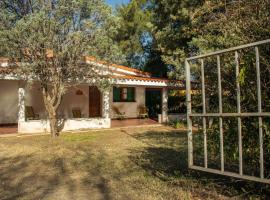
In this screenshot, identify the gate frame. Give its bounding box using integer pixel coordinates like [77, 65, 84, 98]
[185, 39, 270, 184]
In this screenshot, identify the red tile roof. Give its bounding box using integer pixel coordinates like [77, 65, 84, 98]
[0, 56, 184, 86]
[85, 56, 152, 77]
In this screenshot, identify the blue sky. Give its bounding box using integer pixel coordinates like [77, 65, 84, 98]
[106, 0, 129, 7]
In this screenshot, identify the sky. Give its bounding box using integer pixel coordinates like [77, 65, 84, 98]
[106, 0, 129, 7]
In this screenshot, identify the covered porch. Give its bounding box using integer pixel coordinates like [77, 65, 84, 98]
[18, 83, 110, 133]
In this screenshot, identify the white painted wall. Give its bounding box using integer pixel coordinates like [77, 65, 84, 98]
[0, 80, 19, 124]
[19, 118, 111, 133]
[110, 86, 145, 118]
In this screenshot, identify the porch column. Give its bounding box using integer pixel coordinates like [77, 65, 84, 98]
[162, 87, 168, 123]
[18, 82, 26, 123]
[102, 90, 110, 119]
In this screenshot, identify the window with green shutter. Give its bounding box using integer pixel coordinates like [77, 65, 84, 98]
[113, 87, 135, 102]
[127, 87, 135, 102]
[113, 87, 121, 102]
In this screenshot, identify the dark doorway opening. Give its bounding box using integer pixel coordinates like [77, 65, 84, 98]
[89, 86, 101, 118]
[145, 88, 162, 120]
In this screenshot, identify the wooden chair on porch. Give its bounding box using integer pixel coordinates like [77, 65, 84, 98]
[112, 106, 126, 120]
[25, 106, 39, 120]
[138, 105, 149, 119]
[72, 108, 84, 118]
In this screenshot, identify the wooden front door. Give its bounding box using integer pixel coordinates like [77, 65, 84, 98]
[89, 86, 101, 117]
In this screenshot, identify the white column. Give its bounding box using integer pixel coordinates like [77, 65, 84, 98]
[162, 87, 168, 123]
[18, 83, 26, 122]
[102, 90, 110, 119]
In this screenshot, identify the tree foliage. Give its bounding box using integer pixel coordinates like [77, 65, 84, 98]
[148, 0, 203, 79]
[114, 0, 152, 68]
[114, 0, 203, 78]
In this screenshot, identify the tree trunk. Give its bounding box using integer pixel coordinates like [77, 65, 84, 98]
[48, 110, 59, 137]
[41, 85, 62, 137]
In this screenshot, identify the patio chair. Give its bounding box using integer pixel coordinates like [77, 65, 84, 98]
[25, 106, 39, 120]
[112, 106, 126, 120]
[138, 105, 149, 119]
[72, 108, 83, 118]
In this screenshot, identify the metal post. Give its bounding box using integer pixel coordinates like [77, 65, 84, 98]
[18, 85, 26, 122]
[201, 59, 208, 168]
[217, 55, 224, 172]
[255, 46, 264, 179]
[162, 88, 168, 123]
[185, 59, 193, 167]
[102, 90, 110, 119]
[235, 51, 243, 175]
[18, 81, 26, 134]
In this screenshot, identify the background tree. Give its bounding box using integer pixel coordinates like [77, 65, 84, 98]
[114, 0, 203, 78]
[147, 0, 203, 79]
[114, 0, 151, 69]
[0, 0, 124, 137]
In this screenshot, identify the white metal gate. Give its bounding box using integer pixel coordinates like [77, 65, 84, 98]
[185, 39, 270, 184]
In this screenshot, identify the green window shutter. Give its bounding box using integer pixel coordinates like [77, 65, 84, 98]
[127, 88, 135, 102]
[113, 87, 121, 102]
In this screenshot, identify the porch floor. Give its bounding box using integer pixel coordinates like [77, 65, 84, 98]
[111, 118, 159, 128]
[0, 124, 18, 134]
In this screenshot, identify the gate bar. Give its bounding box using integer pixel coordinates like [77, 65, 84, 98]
[189, 113, 270, 117]
[185, 59, 193, 167]
[235, 51, 243, 175]
[217, 55, 224, 172]
[201, 59, 208, 168]
[255, 46, 264, 179]
[187, 39, 270, 61]
[190, 165, 270, 184]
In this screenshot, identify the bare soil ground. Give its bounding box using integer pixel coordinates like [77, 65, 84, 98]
[0, 126, 269, 200]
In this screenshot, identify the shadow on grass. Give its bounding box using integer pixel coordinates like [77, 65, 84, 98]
[128, 129, 270, 199]
[0, 154, 61, 200]
[0, 147, 113, 200]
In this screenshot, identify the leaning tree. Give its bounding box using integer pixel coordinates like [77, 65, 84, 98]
[0, 0, 124, 137]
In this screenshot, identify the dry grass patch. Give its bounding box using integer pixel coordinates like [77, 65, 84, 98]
[0, 126, 269, 200]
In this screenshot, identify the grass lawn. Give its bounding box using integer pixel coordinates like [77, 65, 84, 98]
[0, 126, 269, 200]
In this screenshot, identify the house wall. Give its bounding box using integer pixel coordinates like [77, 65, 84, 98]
[110, 86, 145, 118]
[0, 80, 19, 124]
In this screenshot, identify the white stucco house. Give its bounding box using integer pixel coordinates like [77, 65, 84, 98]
[0, 56, 184, 133]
